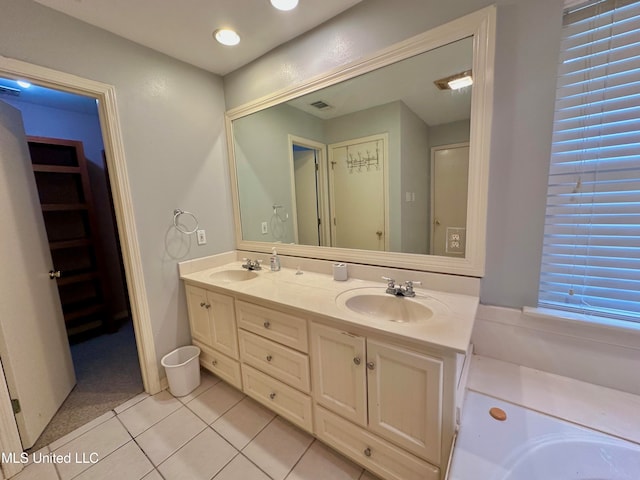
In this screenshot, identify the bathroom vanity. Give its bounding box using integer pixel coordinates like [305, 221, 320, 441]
[181, 259, 477, 480]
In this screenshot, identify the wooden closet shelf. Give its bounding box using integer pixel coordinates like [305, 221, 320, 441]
[41, 203, 88, 212]
[63, 303, 106, 323]
[32, 165, 81, 174]
[56, 271, 99, 286]
[49, 238, 92, 250]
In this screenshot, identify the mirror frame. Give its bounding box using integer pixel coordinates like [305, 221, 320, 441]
[225, 6, 495, 277]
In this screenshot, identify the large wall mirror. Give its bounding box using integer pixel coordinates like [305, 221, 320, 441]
[225, 6, 495, 276]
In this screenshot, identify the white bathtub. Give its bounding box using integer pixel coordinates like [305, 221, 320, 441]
[448, 391, 640, 480]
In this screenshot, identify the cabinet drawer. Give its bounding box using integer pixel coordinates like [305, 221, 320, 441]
[315, 405, 439, 480]
[241, 364, 313, 432]
[196, 341, 242, 390]
[239, 330, 310, 393]
[236, 301, 308, 353]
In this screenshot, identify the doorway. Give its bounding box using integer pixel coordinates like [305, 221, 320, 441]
[0, 78, 143, 450]
[288, 135, 329, 247]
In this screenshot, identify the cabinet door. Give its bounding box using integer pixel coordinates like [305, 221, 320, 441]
[366, 339, 443, 464]
[185, 285, 213, 345]
[206, 291, 239, 360]
[310, 323, 367, 426]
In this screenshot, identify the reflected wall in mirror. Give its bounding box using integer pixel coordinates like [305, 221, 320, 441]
[233, 37, 472, 258]
[226, 6, 495, 276]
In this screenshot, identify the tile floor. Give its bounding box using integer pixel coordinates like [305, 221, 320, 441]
[13, 370, 380, 480]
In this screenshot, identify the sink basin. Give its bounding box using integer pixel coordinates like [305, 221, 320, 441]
[335, 287, 448, 323]
[209, 269, 258, 282]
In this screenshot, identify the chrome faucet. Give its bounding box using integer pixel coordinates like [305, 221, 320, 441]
[242, 258, 262, 271]
[382, 277, 421, 297]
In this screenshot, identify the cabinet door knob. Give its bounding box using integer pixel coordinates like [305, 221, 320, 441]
[366, 361, 375, 370]
[364, 447, 372, 457]
[266, 355, 273, 362]
[211, 359, 218, 366]
[264, 321, 271, 329]
[205, 303, 211, 309]
[353, 357, 361, 366]
[269, 392, 276, 400]
[200, 302, 206, 307]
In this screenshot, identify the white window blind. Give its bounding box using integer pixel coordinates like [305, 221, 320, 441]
[539, 0, 640, 323]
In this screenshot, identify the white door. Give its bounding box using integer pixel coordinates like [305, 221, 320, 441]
[431, 144, 469, 256]
[0, 101, 76, 449]
[329, 135, 387, 251]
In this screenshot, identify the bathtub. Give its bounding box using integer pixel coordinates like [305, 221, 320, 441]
[448, 391, 640, 480]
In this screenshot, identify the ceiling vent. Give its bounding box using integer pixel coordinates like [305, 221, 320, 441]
[0, 85, 20, 97]
[310, 100, 331, 110]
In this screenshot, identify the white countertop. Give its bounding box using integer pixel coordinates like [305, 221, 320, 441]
[180, 261, 478, 353]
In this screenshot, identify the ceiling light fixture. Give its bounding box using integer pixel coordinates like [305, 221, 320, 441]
[16, 80, 31, 89]
[433, 70, 473, 91]
[270, 0, 299, 11]
[213, 29, 240, 46]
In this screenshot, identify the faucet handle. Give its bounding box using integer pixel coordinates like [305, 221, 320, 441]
[404, 280, 421, 287]
[382, 276, 395, 287]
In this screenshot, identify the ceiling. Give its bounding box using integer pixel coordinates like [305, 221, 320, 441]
[33, 0, 363, 76]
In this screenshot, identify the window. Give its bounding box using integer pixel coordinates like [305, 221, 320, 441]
[539, 0, 640, 323]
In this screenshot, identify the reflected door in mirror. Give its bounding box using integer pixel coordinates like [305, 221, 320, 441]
[329, 135, 387, 251]
[431, 144, 469, 256]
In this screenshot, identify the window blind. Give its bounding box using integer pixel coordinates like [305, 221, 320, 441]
[539, 0, 640, 323]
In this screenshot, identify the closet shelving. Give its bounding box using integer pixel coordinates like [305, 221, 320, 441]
[28, 136, 112, 338]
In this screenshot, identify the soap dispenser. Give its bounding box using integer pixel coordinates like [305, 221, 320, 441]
[270, 247, 281, 271]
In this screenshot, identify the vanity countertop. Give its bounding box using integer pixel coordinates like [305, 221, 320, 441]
[181, 261, 478, 354]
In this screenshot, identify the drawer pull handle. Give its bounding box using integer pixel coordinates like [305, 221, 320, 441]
[266, 355, 273, 362]
[364, 447, 372, 457]
[264, 321, 271, 329]
[211, 359, 218, 366]
[366, 361, 375, 370]
[269, 392, 276, 400]
[353, 357, 361, 366]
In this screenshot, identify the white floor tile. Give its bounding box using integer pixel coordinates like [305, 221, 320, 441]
[243, 417, 314, 480]
[117, 390, 182, 437]
[72, 441, 154, 480]
[186, 380, 245, 424]
[113, 392, 150, 414]
[53, 417, 131, 480]
[136, 406, 207, 465]
[11, 462, 58, 480]
[212, 396, 275, 449]
[49, 410, 115, 451]
[157, 428, 237, 480]
[178, 369, 221, 404]
[214, 454, 271, 480]
[286, 441, 363, 480]
[141, 470, 164, 480]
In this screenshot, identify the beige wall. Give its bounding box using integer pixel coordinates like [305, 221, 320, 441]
[0, 0, 235, 371]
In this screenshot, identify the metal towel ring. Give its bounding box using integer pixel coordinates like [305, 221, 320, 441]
[173, 209, 199, 235]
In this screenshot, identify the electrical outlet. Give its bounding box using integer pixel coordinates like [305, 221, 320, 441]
[261, 222, 268, 234]
[196, 229, 207, 245]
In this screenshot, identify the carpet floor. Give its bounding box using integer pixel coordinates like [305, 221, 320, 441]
[30, 321, 143, 451]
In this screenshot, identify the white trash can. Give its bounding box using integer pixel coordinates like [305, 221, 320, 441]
[161, 345, 201, 397]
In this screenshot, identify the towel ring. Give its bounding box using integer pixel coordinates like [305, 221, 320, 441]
[173, 209, 199, 235]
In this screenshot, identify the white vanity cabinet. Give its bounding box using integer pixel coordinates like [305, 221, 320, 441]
[310, 322, 444, 480]
[236, 300, 313, 432]
[184, 284, 241, 388]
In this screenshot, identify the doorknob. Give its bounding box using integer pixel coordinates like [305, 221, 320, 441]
[376, 231, 382, 238]
[49, 270, 61, 279]
[434, 219, 441, 226]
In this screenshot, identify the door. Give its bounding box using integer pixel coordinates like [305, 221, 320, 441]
[310, 323, 367, 426]
[0, 101, 76, 449]
[431, 144, 469, 256]
[366, 339, 443, 464]
[329, 134, 387, 251]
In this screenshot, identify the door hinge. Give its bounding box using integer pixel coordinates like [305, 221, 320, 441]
[11, 398, 21, 414]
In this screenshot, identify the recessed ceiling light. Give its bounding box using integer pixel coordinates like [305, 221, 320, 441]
[16, 80, 31, 89]
[447, 75, 473, 90]
[270, 0, 299, 11]
[213, 29, 240, 46]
